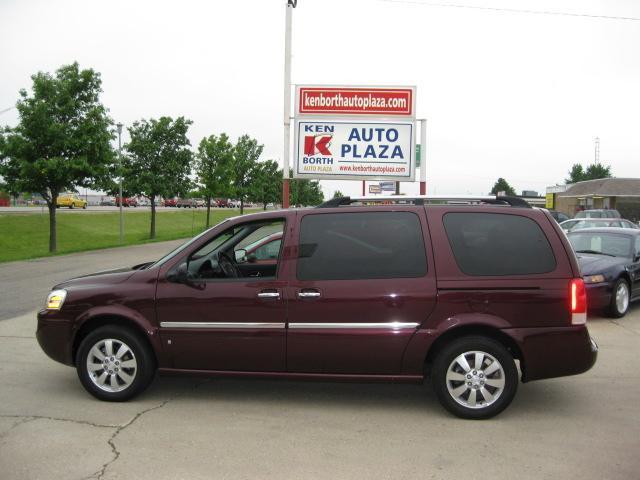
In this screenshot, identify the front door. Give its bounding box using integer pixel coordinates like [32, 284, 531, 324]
[156, 217, 289, 372]
[286, 209, 437, 375]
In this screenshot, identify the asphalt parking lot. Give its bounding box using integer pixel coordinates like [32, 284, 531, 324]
[1, 243, 639, 479]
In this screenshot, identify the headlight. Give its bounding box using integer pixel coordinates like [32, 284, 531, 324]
[46, 289, 67, 310]
[583, 274, 605, 284]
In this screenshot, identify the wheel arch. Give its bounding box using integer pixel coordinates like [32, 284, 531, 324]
[72, 314, 159, 367]
[424, 324, 524, 378]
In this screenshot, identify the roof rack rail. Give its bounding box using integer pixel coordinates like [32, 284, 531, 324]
[316, 195, 532, 209]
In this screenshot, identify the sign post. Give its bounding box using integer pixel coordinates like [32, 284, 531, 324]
[419, 118, 426, 195]
[282, 0, 296, 209]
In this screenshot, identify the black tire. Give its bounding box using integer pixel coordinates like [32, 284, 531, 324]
[431, 336, 518, 419]
[76, 325, 156, 402]
[608, 278, 630, 318]
[82, 204, 87, 209]
[69, 203, 74, 209]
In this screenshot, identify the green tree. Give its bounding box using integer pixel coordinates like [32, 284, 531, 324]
[196, 133, 233, 227]
[0, 63, 114, 252]
[490, 177, 516, 196]
[565, 162, 612, 183]
[332, 190, 344, 198]
[123, 117, 193, 239]
[232, 135, 262, 214]
[288, 170, 324, 206]
[249, 159, 281, 210]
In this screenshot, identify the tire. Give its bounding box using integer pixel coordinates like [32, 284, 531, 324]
[69, 203, 74, 209]
[76, 325, 156, 402]
[431, 336, 518, 419]
[608, 278, 630, 318]
[82, 204, 87, 209]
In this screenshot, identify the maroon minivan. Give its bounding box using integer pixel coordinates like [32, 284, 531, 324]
[37, 196, 597, 419]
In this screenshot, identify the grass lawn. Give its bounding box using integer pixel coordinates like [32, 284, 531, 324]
[0, 208, 256, 263]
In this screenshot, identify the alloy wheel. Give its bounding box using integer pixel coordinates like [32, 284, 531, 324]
[86, 338, 138, 393]
[445, 350, 505, 409]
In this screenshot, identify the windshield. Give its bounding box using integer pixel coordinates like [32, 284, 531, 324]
[568, 232, 632, 258]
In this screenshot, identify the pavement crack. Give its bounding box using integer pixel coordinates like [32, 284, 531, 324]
[0, 414, 116, 429]
[607, 319, 640, 336]
[86, 379, 210, 480]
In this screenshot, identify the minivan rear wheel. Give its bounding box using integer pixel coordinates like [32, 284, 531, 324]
[432, 336, 518, 419]
[76, 325, 156, 401]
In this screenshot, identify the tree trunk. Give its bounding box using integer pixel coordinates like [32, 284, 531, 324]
[47, 199, 57, 253]
[150, 198, 156, 239]
[206, 196, 211, 228]
[240, 197, 244, 215]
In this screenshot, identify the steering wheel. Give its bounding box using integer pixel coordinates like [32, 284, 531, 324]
[216, 251, 241, 278]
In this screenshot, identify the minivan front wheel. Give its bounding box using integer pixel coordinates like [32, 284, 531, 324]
[432, 336, 518, 419]
[76, 326, 155, 401]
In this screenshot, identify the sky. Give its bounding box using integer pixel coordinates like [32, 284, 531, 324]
[1, 0, 639, 199]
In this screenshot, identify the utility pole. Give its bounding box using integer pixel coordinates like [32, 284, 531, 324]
[282, 0, 296, 208]
[594, 137, 600, 164]
[117, 123, 124, 244]
[419, 119, 427, 195]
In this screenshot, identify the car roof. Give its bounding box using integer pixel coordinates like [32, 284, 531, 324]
[566, 227, 640, 235]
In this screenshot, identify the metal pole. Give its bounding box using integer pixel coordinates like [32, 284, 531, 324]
[419, 118, 427, 195]
[282, 0, 295, 209]
[362, 180, 365, 196]
[117, 123, 124, 244]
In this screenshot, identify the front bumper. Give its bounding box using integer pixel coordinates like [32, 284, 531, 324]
[585, 282, 613, 310]
[504, 325, 598, 382]
[36, 310, 75, 366]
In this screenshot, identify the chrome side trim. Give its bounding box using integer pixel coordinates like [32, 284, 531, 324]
[160, 322, 285, 329]
[289, 322, 419, 329]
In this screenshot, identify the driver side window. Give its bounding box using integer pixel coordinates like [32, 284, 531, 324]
[188, 219, 285, 280]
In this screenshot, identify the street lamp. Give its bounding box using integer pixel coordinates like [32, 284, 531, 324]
[116, 122, 124, 244]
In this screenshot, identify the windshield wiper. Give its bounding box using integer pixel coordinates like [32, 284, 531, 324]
[575, 249, 616, 257]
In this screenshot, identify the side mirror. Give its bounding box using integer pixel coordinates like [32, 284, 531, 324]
[247, 253, 258, 263]
[235, 249, 247, 263]
[167, 262, 204, 289]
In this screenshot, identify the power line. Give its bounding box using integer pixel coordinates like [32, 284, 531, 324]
[0, 106, 15, 115]
[377, 0, 640, 22]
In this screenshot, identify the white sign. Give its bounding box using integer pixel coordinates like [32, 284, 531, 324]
[293, 120, 415, 181]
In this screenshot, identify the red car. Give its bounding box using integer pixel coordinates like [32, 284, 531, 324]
[37, 195, 597, 419]
[163, 198, 177, 207]
[115, 197, 138, 207]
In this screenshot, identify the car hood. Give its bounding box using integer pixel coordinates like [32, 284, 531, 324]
[52, 262, 153, 290]
[576, 254, 628, 276]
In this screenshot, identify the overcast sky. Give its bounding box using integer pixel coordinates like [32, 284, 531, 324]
[1, 0, 639, 198]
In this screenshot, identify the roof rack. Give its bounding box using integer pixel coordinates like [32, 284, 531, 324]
[316, 195, 532, 209]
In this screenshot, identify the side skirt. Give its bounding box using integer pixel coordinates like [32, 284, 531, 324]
[158, 368, 424, 384]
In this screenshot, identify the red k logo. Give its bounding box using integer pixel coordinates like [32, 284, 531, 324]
[304, 135, 332, 156]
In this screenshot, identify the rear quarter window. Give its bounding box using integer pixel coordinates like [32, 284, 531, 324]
[443, 212, 556, 276]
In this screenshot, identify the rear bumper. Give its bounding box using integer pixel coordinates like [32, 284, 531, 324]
[504, 325, 597, 382]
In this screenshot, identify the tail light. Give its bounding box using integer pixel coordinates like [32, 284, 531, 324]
[569, 278, 587, 325]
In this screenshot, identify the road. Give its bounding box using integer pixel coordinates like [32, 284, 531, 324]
[0, 245, 639, 479]
[0, 239, 185, 320]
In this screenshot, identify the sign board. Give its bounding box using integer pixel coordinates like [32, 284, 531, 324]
[293, 120, 415, 181]
[369, 184, 382, 194]
[415, 144, 421, 167]
[545, 193, 555, 209]
[296, 85, 415, 117]
[379, 181, 396, 191]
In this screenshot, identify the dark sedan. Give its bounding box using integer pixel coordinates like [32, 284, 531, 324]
[567, 228, 640, 318]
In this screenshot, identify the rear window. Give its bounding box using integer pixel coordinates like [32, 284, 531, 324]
[443, 212, 556, 276]
[297, 212, 427, 281]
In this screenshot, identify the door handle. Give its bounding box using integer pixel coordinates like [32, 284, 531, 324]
[298, 290, 321, 298]
[257, 291, 280, 299]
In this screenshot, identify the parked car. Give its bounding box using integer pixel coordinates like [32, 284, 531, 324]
[56, 194, 87, 209]
[163, 198, 177, 208]
[194, 198, 206, 208]
[547, 210, 570, 223]
[115, 197, 138, 207]
[560, 218, 639, 233]
[100, 198, 115, 206]
[176, 198, 197, 208]
[235, 232, 283, 265]
[137, 198, 150, 207]
[36, 195, 597, 419]
[215, 198, 230, 208]
[575, 209, 621, 219]
[567, 227, 640, 318]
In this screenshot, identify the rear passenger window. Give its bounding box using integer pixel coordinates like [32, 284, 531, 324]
[443, 213, 556, 276]
[297, 212, 427, 280]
